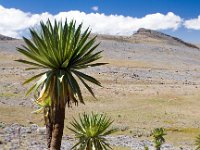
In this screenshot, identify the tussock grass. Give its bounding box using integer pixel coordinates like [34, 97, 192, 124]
[0, 105, 43, 125]
[113, 146, 131, 150]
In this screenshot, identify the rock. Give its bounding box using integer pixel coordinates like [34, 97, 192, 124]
[20, 127, 32, 134]
[61, 141, 73, 150]
[4, 135, 12, 142]
[162, 143, 173, 149]
[3, 127, 13, 134]
[3, 124, 33, 135]
[10, 123, 21, 131]
[37, 127, 46, 134]
[30, 140, 39, 146]
[30, 124, 38, 132]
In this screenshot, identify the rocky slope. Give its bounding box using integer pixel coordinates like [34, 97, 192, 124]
[0, 34, 15, 40]
[133, 28, 199, 49]
[95, 28, 199, 49]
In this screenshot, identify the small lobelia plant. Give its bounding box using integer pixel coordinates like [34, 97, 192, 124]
[195, 134, 200, 150]
[152, 128, 166, 150]
[68, 113, 117, 150]
[144, 145, 149, 150]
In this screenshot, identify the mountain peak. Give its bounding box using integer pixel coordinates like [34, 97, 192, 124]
[137, 28, 153, 34]
[133, 28, 199, 49]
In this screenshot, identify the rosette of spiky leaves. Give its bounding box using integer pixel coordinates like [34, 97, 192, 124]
[32, 96, 51, 114]
[195, 134, 200, 150]
[152, 128, 166, 150]
[16, 19, 106, 116]
[68, 113, 117, 150]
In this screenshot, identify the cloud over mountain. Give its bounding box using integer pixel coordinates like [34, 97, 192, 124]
[184, 16, 200, 30]
[0, 5, 182, 38]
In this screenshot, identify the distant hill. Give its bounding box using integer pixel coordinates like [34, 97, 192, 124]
[94, 28, 199, 49]
[132, 28, 199, 49]
[0, 34, 15, 40]
[0, 29, 198, 49]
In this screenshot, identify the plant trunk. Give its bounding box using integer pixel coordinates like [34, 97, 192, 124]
[46, 122, 53, 149]
[50, 107, 65, 150]
[156, 147, 160, 150]
[86, 142, 90, 150]
[44, 108, 53, 149]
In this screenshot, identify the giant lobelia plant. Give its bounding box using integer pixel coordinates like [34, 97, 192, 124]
[16, 19, 106, 150]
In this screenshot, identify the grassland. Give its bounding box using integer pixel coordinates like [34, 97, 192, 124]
[0, 40, 200, 149]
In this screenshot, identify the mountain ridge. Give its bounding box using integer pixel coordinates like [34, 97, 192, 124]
[0, 34, 16, 40]
[134, 28, 199, 49]
[94, 28, 199, 49]
[0, 29, 199, 49]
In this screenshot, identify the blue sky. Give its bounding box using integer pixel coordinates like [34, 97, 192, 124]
[0, 0, 199, 18]
[0, 0, 200, 42]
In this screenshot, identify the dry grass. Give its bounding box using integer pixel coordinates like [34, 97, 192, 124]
[98, 58, 152, 68]
[1, 49, 200, 149]
[113, 146, 131, 150]
[0, 105, 43, 125]
[62, 92, 200, 146]
[1, 91, 199, 146]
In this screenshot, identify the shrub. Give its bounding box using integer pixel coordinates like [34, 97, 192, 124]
[68, 113, 117, 150]
[152, 128, 166, 150]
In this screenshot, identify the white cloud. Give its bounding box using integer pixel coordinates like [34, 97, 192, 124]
[0, 5, 182, 38]
[91, 6, 99, 12]
[0, 5, 53, 38]
[184, 16, 200, 30]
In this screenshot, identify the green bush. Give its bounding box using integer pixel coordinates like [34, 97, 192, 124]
[152, 128, 166, 150]
[68, 113, 117, 150]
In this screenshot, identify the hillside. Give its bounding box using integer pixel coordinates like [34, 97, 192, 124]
[132, 28, 199, 49]
[95, 28, 199, 49]
[0, 34, 16, 40]
[0, 31, 200, 149]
